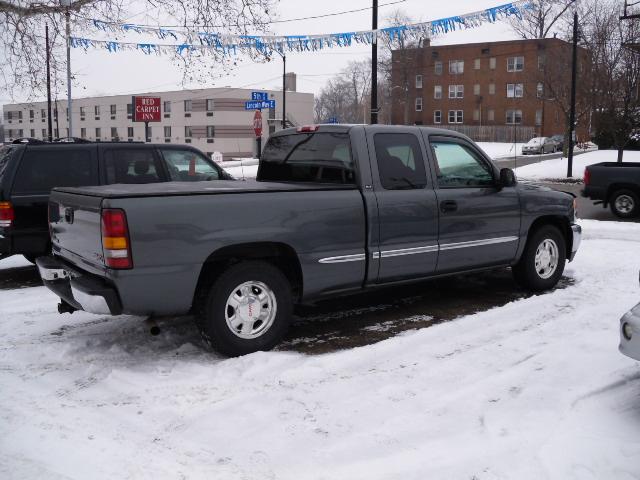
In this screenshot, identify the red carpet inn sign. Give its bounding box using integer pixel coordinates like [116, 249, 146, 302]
[133, 96, 161, 122]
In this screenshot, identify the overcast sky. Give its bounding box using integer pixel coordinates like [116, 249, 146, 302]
[3, 0, 522, 107]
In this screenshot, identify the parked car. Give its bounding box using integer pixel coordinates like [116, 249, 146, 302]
[549, 134, 565, 151]
[0, 139, 231, 263]
[582, 161, 640, 218]
[620, 274, 640, 361]
[37, 125, 581, 356]
[522, 137, 558, 155]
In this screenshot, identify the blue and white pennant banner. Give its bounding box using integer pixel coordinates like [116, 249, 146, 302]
[71, 1, 532, 56]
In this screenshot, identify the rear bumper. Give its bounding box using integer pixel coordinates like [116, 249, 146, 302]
[620, 301, 640, 361]
[569, 223, 581, 262]
[36, 256, 122, 315]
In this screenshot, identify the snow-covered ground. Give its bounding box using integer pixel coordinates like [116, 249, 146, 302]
[1, 220, 640, 479]
[220, 158, 259, 180]
[477, 142, 525, 159]
[515, 150, 640, 181]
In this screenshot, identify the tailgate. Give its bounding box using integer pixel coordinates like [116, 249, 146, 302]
[49, 190, 105, 271]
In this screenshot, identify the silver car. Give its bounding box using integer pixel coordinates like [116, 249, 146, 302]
[620, 277, 640, 361]
[521, 137, 558, 155]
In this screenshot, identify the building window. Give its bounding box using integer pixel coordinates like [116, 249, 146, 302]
[41, 128, 47, 138]
[489, 57, 496, 69]
[473, 84, 480, 96]
[473, 109, 480, 121]
[434, 85, 442, 99]
[489, 83, 496, 95]
[448, 85, 464, 99]
[185, 126, 192, 138]
[434, 61, 443, 75]
[80, 106, 86, 117]
[415, 97, 423, 112]
[207, 126, 215, 138]
[40, 109, 46, 118]
[184, 100, 192, 112]
[29, 110, 34, 119]
[535, 109, 543, 126]
[474, 58, 481, 70]
[506, 109, 523, 124]
[507, 56, 524, 72]
[18, 111, 22, 120]
[94, 105, 100, 116]
[30, 128, 35, 137]
[206, 99, 215, 111]
[127, 103, 133, 115]
[507, 83, 524, 98]
[17, 129, 23, 137]
[164, 126, 171, 138]
[164, 101, 171, 113]
[80, 127, 86, 138]
[415, 75, 423, 89]
[449, 60, 464, 74]
[95, 127, 101, 138]
[111, 127, 118, 139]
[538, 54, 545, 71]
[448, 110, 463, 124]
[110, 104, 116, 115]
[488, 109, 495, 121]
[434, 110, 442, 124]
[127, 127, 134, 138]
[537, 82, 544, 98]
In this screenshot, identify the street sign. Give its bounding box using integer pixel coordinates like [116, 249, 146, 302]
[327, 116, 339, 124]
[253, 110, 263, 138]
[211, 151, 223, 163]
[244, 100, 276, 110]
[132, 96, 161, 122]
[251, 91, 269, 101]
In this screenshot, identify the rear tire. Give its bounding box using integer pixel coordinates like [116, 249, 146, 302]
[609, 189, 639, 218]
[196, 261, 293, 356]
[513, 225, 566, 291]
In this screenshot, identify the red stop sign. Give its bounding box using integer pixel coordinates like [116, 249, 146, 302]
[253, 110, 262, 137]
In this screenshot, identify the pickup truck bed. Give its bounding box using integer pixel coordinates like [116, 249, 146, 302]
[38, 125, 581, 356]
[582, 161, 640, 218]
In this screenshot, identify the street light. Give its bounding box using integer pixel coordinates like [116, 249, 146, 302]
[60, 0, 73, 138]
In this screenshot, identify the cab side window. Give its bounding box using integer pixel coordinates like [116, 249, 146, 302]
[12, 148, 97, 194]
[104, 149, 161, 184]
[430, 141, 494, 188]
[374, 133, 427, 190]
[160, 149, 220, 181]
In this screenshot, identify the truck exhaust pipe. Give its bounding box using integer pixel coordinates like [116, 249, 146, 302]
[144, 317, 161, 336]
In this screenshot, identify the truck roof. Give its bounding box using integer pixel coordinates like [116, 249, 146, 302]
[272, 124, 475, 141]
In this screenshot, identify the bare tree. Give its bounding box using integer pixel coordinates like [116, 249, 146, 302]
[0, 0, 276, 101]
[314, 60, 372, 124]
[509, 0, 575, 39]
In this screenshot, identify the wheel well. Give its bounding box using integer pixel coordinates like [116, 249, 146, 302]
[192, 242, 303, 312]
[606, 183, 640, 205]
[526, 215, 572, 255]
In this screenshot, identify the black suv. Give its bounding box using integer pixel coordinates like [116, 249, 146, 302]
[0, 140, 231, 262]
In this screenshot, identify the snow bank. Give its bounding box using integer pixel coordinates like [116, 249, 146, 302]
[0, 255, 31, 270]
[1, 220, 639, 479]
[477, 142, 525, 159]
[515, 150, 640, 181]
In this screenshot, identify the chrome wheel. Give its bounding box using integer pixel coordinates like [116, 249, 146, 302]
[614, 195, 635, 215]
[535, 239, 559, 279]
[225, 281, 277, 339]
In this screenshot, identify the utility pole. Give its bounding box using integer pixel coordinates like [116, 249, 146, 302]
[567, 8, 578, 178]
[371, 0, 378, 124]
[62, 0, 73, 138]
[282, 54, 287, 129]
[45, 25, 53, 142]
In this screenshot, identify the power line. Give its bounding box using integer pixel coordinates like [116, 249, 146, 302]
[72, 0, 407, 30]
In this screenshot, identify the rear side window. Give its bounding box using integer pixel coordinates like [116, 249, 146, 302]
[258, 132, 355, 184]
[104, 149, 162, 184]
[0, 146, 14, 180]
[374, 133, 427, 190]
[11, 148, 96, 194]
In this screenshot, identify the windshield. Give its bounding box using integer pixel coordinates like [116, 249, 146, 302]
[258, 132, 355, 184]
[527, 137, 545, 145]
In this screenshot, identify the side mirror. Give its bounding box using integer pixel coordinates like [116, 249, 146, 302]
[499, 168, 517, 188]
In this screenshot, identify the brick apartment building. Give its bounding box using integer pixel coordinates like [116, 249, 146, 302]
[391, 38, 591, 142]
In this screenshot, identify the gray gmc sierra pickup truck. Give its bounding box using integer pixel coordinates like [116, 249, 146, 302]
[37, 125, 581, 356]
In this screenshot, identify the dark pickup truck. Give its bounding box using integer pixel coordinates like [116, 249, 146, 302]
[37, 125, 582, 356]
[582, 161, 640, 218]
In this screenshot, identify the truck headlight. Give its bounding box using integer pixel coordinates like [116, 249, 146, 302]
[623, 322, 633, 340]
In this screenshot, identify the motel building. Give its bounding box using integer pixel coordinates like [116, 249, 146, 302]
[2, 77, 313, 161]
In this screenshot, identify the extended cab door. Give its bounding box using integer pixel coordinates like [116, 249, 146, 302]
[424, 134, 521, 273]
[366, 127, 439, 283]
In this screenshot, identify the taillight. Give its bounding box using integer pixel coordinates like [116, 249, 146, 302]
[101, 209, 132, 269]
[583, 168, 590, 185]
[297, 125, 319, 133]
[0, 202, 14, 228]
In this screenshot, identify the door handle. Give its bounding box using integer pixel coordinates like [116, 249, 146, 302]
[440, 200, 458, 213]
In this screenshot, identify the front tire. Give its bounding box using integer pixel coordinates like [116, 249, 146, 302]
[513, 225, 566, 291]
[609, 189, 639, 218]
[196, 261, 293, 356]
